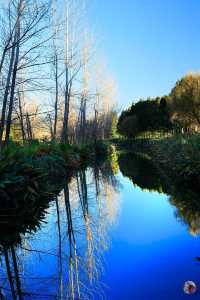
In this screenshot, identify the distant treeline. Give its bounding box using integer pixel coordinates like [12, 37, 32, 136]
[117, 73, 200, 137]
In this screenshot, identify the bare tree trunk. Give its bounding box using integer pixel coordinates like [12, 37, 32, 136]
[61, 66, 69, 143]
[0, 38, 17, 147]
[26, 113, 33, 143]
[5, 1, 22, 145]
[0, 0, 21, 77]
[53, 53, 58, 141]
[0, 4, 14, 77]
[48, 113, 54, 140]
[82, 99, 86, 143]
[93, 106, 98, 144]
[0, 47, 8, 77]
[79, 97, 86, 144]
[28, 114, 33, 142]
[18, 91, 26, 143]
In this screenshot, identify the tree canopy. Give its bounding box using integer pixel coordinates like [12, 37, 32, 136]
[118, 73, 200, 138]
[170, 74, 200, 128]
[117, 96, 171, 138]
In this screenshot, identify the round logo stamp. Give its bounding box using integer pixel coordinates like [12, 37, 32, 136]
[183, 281, 197, 295]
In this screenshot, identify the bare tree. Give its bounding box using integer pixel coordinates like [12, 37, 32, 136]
[61, 0, 86, 144]
[0, 0, 51, 147]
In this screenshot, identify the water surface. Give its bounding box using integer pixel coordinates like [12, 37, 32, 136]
[1, 152, 200, 299]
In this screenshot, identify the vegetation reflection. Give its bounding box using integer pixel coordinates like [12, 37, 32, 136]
[118, 151, 200, 237]
[0, 153, 120, 299]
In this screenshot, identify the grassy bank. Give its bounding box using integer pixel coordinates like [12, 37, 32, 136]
[140, 135, 200, 193]
[115, 135, 200, 194]
[0, 141, 113, 247]
[0, 141, 111, 202]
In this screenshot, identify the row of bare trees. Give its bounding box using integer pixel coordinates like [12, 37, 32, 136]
[0, 0, 117, 147]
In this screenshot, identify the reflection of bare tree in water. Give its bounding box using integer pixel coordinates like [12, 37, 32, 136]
[77, 170, 98, 284]
[55, 196, 63, 300]
[0, 246, 25, 299]
[63, 184, 81, 300]
[0, 189, 56, 299]
[94, 152, 121, 225]
[3, 247, 18, 300]
[0, 163, 120, 299]
[57, 165, 120, 299]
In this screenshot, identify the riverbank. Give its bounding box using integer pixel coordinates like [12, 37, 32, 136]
[0, 141, 112, 202]
[0, 141, 114, 247]
[115, 135, 200, 195]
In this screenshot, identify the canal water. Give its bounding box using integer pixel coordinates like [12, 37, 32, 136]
[1, 151, 200, 299]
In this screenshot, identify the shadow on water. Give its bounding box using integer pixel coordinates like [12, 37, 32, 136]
[118, 152, 167, 193]
[118, 151, 200, 237]
[0, 154, 120, 299]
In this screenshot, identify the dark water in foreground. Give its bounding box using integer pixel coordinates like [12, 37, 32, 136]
[1, 150, 200, 299]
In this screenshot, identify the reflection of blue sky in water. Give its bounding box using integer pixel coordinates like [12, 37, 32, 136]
[1, 166, 200, 299]
[102, 173, 200, 300]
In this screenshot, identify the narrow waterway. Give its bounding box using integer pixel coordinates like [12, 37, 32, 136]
[1, 152, 200, 299]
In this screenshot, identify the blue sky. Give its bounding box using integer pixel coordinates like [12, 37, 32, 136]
[89, 0, 200, 109]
